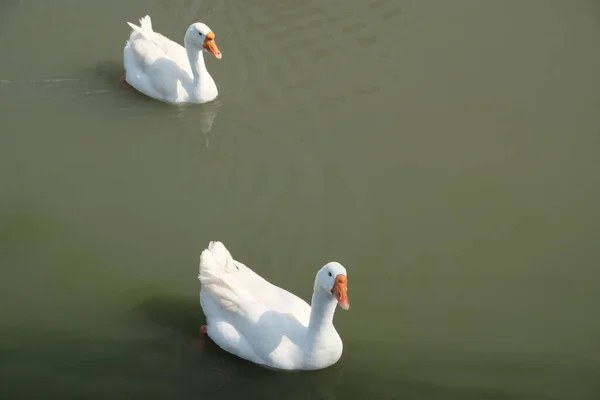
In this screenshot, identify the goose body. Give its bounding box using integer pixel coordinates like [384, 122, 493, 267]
[123, 15, 222, 103]
[198, 242, 350, 371]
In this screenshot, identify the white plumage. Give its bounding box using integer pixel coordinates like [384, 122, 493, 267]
[198, 241, 351, 371]
[123, 15, 221, 104]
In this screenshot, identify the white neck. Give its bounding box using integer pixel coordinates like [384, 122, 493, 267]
[307, 287, 338, 342]
[185, 45, 217, 103]
[302, 285, 343, 369]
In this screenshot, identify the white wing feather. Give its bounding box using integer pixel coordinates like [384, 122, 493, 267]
[198, 242, 311, 324]
[123, 16, 191, 101]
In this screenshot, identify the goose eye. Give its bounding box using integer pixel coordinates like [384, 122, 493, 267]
[328, 272, 332, 277]
[198, 32, 202, 36]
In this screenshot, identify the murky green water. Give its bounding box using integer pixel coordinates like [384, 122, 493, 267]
[1, 1, 599, 398]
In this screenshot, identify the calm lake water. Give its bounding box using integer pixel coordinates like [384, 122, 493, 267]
[1, 0, 600, 399]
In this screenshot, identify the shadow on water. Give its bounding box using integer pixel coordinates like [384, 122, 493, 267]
[135, 294, 204, 339]
[83, 60, 164, 105]
[130, 294, 347, 399]
[1, 181, 597, 399]
[85, 60, 222, 132]
[90, 60, 124, 86]
[127, 296, 576, 399]
[3, 285, 597, 399]
[5, 326, 580, 400]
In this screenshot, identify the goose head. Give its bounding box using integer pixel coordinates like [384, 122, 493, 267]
[185, 22, 222, 59]
[316, 262, 350, 310]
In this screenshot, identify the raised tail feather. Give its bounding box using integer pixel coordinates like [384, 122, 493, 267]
[198, 241, 237, 281]
[127, 15, 153, 32]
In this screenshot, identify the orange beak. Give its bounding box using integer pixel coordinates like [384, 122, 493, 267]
[331, 274, 350, 310]
[203, 32, 222, 59]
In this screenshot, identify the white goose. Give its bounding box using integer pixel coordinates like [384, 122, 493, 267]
[122, 15, 222, 104]
[198, 241, 350, 371]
